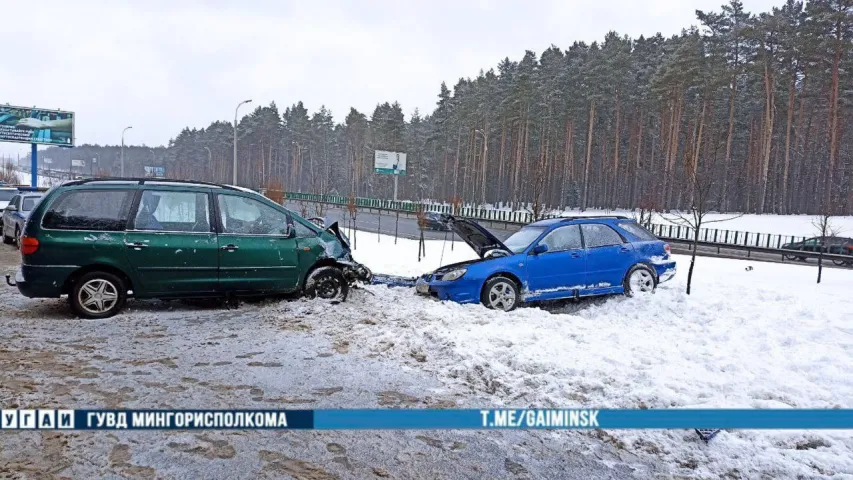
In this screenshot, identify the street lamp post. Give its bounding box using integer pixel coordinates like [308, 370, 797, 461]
[233, 99, 252, 185]
[475, 129, 488, 206]
[121, 126, 132, 177]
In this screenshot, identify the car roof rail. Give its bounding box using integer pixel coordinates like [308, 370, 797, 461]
[63, 177, 238, 190]
[554, 215, 631, 221]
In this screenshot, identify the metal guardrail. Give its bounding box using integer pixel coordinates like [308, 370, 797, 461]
[283, 191, 853, 265]
[284, 191, 814, 246]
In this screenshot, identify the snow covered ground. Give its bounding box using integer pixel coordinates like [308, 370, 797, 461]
[337, 233, 853, 477]
[13, 168, 66, 188]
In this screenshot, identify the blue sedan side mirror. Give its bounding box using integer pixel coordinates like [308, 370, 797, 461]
[531, 244, 548, 255]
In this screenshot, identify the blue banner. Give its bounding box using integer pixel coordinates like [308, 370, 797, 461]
[1, 408, 852, 430]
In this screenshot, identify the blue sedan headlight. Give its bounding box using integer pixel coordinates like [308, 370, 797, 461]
[442, 268, 467, 281]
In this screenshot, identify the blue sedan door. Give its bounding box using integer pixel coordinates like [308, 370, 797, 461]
[581, 223, 636, 293]
[525, 224, 586, 300]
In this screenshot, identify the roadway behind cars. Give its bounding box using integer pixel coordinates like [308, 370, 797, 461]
[287, 203, 853, 270]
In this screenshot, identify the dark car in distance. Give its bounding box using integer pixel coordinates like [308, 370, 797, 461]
[782, 236, 853, 265]
[420, 211, 450, 231]
[9, 178, 371, 318]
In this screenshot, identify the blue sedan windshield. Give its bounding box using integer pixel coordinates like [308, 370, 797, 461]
[504, 226, 546, 253]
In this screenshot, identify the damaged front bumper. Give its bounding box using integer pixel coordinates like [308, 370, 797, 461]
[413, 274, 480, 304]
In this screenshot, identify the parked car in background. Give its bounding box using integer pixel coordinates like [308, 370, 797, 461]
[9, 178, 371, 318]
[415, 215, 676, 311]
[2, 192, 44, 245]
[828, 237, 853, 266]
[420, 211, 450, 231]
[0, 188, 18, 226]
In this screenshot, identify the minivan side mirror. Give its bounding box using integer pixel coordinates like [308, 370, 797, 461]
[5, 205, 17, 213]
[283, 223, 294, 237]
[531, 244, 548, 255]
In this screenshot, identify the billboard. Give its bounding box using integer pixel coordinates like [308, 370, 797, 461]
[144, 166, 165, 178]
[0, 105, 74, 147]
[374, 150, 406, 175]
[71, 159, 85, 167]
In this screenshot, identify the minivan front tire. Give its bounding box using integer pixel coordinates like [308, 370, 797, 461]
[69, 271, 128, 319]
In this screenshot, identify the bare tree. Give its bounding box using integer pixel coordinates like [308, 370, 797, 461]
[526, 154, 549, 221]
[632, 194, 659, 228]
[346, 195, 358, 250]
[811, 213, 838, 284]
[663, 168, 743, 295]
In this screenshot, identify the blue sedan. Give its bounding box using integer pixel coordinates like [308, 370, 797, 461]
[415, 215, 676, 311]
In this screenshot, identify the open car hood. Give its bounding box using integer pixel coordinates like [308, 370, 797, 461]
[442, 215, 511, 259]
[325, 221, 350, 251]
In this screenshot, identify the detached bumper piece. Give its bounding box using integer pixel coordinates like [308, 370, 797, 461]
[370, 274, 419, 288]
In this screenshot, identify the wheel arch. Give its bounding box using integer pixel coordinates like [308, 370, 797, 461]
[63, 264, 134, 295]
[302, 257, 344, 289]
[480, 271, 524, 297]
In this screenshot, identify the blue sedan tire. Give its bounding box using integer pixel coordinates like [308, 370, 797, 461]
[623, 264, 657, 297]
[481, 276, 520, 312]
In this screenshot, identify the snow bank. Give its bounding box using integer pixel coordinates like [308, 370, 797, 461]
[334, 233, 853, 477]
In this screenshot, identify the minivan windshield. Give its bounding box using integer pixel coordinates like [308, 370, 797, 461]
[504, 226, 546, 253]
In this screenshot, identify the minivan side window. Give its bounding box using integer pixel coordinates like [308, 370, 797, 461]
[217, 194, 289, 235]
[133, 190, 211, 233]
[580, 224, 625, 248]
[42, 190, 135, 231]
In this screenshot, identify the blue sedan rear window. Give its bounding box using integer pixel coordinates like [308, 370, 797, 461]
[618, 221, 658, 241]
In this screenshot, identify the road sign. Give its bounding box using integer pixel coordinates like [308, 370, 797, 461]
[374, 150, 406, 176]
[144, 166, 165, 178]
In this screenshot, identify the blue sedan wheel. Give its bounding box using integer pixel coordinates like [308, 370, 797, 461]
[481, 276, 519, 312]
[624, 265, 656, 297]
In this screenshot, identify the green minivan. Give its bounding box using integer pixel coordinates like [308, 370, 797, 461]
[9, 178, 371, 318]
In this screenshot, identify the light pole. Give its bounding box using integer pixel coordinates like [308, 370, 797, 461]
[233, 99, 252, 185]
[120, 126, 132, 177]
[475, 129, 488, 205]
[203, 146, 213, 181]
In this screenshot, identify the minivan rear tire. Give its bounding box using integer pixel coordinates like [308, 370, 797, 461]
[69, 271, 128, 319]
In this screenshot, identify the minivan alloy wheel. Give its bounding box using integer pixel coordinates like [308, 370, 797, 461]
[77, 279, 120, 315]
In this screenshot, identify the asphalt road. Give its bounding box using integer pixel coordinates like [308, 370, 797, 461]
[286, 202, 853, 271]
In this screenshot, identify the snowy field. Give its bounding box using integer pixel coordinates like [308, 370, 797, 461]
[13, 169, 65, 188]
[339, 233, 853, 477]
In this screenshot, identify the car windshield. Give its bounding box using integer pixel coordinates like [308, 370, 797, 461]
[21, 196, 40, 211]
[504, 226, 546, 253]
[0, 190, 16, 201]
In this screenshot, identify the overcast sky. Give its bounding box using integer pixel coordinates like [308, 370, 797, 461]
[2, 0, 778, 158]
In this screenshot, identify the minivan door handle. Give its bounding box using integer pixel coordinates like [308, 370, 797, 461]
[220, 244, 239, 252]
[620, 246, 631, 253]
[125, 242, 148, 250]
[570, 251, 581, 258]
